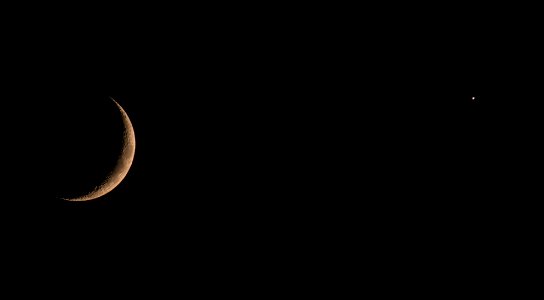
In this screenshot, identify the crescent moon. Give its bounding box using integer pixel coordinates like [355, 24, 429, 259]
[62, 98, 136, 201]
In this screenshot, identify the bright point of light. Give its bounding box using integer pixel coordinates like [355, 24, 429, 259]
[472, 97, 476, 100]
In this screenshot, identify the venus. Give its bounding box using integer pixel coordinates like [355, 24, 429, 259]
[61, 98, 136, 201]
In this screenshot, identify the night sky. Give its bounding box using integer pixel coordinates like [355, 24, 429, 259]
[7, 95, 505, 234]
[2, 5, 539, 290]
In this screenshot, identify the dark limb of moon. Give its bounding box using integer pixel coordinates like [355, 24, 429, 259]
[61, 98, 136, 201]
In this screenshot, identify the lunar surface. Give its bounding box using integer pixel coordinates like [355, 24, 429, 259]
[62, 98, 136, 201]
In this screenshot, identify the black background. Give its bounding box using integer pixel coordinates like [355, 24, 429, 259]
[1, 3, 541, 292]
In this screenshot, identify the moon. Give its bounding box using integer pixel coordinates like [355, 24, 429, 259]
[61, 98, 136, 201]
